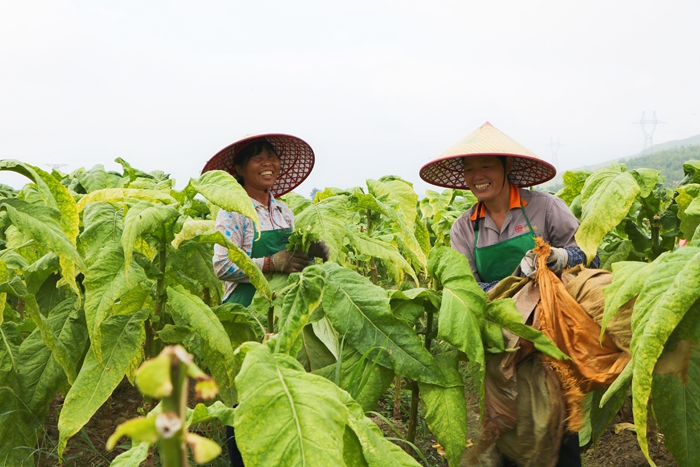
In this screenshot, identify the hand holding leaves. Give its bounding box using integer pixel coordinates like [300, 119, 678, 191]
[308, 239, 330, 261]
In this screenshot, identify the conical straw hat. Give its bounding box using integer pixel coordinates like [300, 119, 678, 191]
[202, 133, 315, 197]
[419, 122, 556, 189]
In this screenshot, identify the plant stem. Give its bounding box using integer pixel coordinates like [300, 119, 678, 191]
[406, 381, 419, 444]
[267, 305, 275, 334]
[148, 246, 167, 359]
[393, 375, 402, 419]
[159, 357, 188, 467]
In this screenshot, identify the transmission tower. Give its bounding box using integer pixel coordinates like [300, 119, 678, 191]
[549, 137, 561, 168]
[46, 164, 67, 172]
[634, 111, 664, 153]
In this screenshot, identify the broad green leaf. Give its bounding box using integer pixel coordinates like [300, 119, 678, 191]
[417, 355, 467, 467]
[57, 309, 148, 458]
[0, 321, 40, 467]
[311, 316, 341, 360]
[234, 342, 349, 467]
[106, 416, 158, 450]
[485, 299, 568, 360]
[23, 253, 60, 295]
[343, 426, 370, 467]
[1, 200, 86, 272]
[351, 191, 427, 271]
[0, 387, 39, 466]
[187, 432, 222, 464]
[651, 344, 700, 467]
[414, 218, 431, 258]
[601, 261, 652, 341]
[344, 396, 422, 467]
[76, 188, 176, 212]
[274, 266, 325, 355]
[576, 168, 641, 263]
[322, 262, 455, 387]
[419, 189, 454, 219]
[121, 200, 180, 278]
[589, 385, 627, 446]
[369, 177, 418, 226]
[347, 230, 418, 284]
[18, 299, 86, 417]
[280, 192, 312, 214]
[83, 245, 149, 363]
[166, 240, 223, 306]
[167, 286, 237, 405]
[676, 184, 700, 239]
[29, 166, 81, 299]
[189, 170, 261, 232]
[79, 202, 125, 266]
[171, 219, 214, 248]
[629, 247, 700, 464]
[108, 441, 151, 467]
[178, 230, 271, 300]
[0, 279, 78, 385]
[555, 170, 591, 206]
[681, 160, 700, 185]
[0, 162, 78, 243]
[294, 195, 349, 262]
[74, 164, 125, 192]
[600, 359, 632, 406]
[187, 401, 236, 427]
[629, 168, 660, 198]
[429, 247, 487, 393]
[313, 345, 394, 412]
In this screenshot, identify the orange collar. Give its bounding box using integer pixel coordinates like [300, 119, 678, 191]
[469, 185, 527, 221]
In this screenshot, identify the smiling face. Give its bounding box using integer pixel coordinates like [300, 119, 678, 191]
[235, 145, 281, 201]
[463, 156, 513, 203]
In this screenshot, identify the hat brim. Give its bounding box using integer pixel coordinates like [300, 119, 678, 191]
[419, 122, 556, 189]
[201, 133, 315, 197]
[420, 153, 556, 189]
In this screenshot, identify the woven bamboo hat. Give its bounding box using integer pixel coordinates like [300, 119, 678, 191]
[419, 122, 556, 189]
[202, 133, 315, 197]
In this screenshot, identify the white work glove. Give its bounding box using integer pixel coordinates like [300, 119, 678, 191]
[514, 247, 569, 277]
[515, 250, 538, 277]
[545, 247, 569, 275]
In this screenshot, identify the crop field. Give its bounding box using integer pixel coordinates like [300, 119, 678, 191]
[1, 159, 699, 466]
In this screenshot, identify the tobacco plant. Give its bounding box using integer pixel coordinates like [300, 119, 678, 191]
[1, 156, 700, 467]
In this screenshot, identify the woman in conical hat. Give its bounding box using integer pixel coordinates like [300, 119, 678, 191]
[420, 122, 597, 467]
[420, 121, 597, 290]
[202, 133, 329, 466]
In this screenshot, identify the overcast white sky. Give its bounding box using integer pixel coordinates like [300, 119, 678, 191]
[2, 0, 699, 196]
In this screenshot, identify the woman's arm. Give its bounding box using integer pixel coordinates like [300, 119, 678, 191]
[213, 209, 265, 283]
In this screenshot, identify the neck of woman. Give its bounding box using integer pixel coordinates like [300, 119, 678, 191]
[245, 186, 270, 206]
[482, 183, 512, 230]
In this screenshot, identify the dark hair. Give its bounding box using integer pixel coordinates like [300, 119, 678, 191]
[233, 140, 279, 186]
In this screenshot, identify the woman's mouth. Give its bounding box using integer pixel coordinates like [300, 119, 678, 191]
[473, 182, 490, 190]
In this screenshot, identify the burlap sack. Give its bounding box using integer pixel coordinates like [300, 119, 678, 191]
[562, 268, 633, 353]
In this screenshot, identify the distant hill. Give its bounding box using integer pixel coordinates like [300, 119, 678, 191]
[543, 133, 700, 190]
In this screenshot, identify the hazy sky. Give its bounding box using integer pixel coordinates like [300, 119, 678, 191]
[2, 0, 699, 196]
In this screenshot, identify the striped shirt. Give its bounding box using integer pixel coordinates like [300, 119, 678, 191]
[213, 195, 294, 300]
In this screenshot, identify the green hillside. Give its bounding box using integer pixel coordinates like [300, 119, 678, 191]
[543, 133, 700, 191]
[621, 144, 700, 185]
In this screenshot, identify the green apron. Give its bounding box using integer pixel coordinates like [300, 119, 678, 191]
[474, 201, 536, 283]
[224, 228, 291, 307]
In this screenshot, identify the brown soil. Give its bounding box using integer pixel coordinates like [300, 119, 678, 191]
[38, 378, 677, 467]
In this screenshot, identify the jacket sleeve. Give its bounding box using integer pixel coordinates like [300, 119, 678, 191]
[213, 209, 265, 283]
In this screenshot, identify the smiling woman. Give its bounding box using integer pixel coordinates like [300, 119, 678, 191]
[201, 133, 329, 466]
